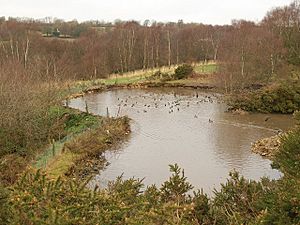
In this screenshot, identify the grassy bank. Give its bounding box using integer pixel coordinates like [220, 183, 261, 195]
[0, 106, 98, 185]
[34, 107, 101, 169]
[46, 116, 130, 180]
[32, 106, 130, 180]
[63, 62, 218, 99]
[0, 103, 130, 185]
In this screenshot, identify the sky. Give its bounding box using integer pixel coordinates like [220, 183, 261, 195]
[0, 0, 292, 25]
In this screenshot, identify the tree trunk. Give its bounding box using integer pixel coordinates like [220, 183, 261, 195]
[270, 54, 275, 75]
[16, 41, 20, 62]
[143, 34, 148, 70]
[10, 38, 14, 60]
[176, 39, 179, 65]
[241, 48, 245, 87]
[167, 30, 171, 68]
[24, 37, 30, 69]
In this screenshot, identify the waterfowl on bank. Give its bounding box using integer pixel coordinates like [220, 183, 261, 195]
[264, 116, 271, 122]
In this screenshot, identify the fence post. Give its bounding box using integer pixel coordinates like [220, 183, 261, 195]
[106, 107, 109, 118]
[52, 139, 55, 157]
[85, 101, 89, 114]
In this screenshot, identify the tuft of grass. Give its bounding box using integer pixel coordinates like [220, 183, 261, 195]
[45, 151, 78, 180]
[64, 112, 100, 134]
[103, 75, 148, 85]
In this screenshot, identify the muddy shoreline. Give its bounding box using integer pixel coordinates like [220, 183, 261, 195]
[68, 81, 217, 99]
[251, 134, 282, 158]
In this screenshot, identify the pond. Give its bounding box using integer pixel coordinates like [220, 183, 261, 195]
[69, 88, 294, 193]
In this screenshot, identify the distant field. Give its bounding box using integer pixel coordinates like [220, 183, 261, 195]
[103, 75, 148, 85]
[194, 63, 218, 74]
[107, 62, 217, 78]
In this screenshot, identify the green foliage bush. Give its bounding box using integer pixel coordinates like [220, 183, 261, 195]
[273, 117, 300, 179]
[1, 157, 300, 224]
[174, 64, 194, 80]
[261, 114, 300, 225]
[1, 165, 212, 224]
[212, 171, 266, 224]
[147, 65, 194, 82]
[258, 178, 300, 225]
[229, 82, 300, 113]
[147, 71, 173, 82]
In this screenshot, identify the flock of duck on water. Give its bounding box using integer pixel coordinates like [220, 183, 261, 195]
[115, 92, 223, 123]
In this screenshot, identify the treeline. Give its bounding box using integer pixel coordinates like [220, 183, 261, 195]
[1, 1, 299, 89]
[0, 19, 222, 81]
[218, 1, 300, 91]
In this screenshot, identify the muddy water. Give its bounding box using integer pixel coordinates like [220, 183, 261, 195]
[69, 88, 294, 193]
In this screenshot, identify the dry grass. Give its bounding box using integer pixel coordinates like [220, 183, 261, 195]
[45, 151, 78, 180]
[64, 62, 218, 95]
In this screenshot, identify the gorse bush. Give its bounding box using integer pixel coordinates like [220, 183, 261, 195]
[146, 65, 194, 82]
[213, 172, 270, 224]
[229, 81, 300, 113]
[258, 178, 300, 225]
[1, 157, 299, 224]
[273, 114, 300, 179]
[160, 164, 193, 203]
[261, 114, 300, 225]
[174, 64, 194, 80]
[147, 70, 173, 82]
[1, 165, 212, 225]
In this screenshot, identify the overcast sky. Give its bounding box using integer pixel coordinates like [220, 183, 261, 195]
[0, 0, 292, 25]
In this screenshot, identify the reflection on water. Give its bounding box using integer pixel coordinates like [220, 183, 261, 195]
[69, 88, 294, 194]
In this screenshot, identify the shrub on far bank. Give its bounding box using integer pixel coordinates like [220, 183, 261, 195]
[147, 70, 173, 82]
[174, 64, 194, 80]
[228, 81, 300, 113]
[146, 64, 194, 82]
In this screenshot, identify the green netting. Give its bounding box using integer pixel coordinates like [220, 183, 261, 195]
[34, 121, 101, 169]
[34, 134, 73, 169]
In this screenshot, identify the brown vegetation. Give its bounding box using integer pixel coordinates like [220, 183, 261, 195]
[64, 117, 131, 179]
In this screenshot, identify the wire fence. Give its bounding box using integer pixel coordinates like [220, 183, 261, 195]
[34, 134, 73, 169]
[34, 121, 102, 169]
